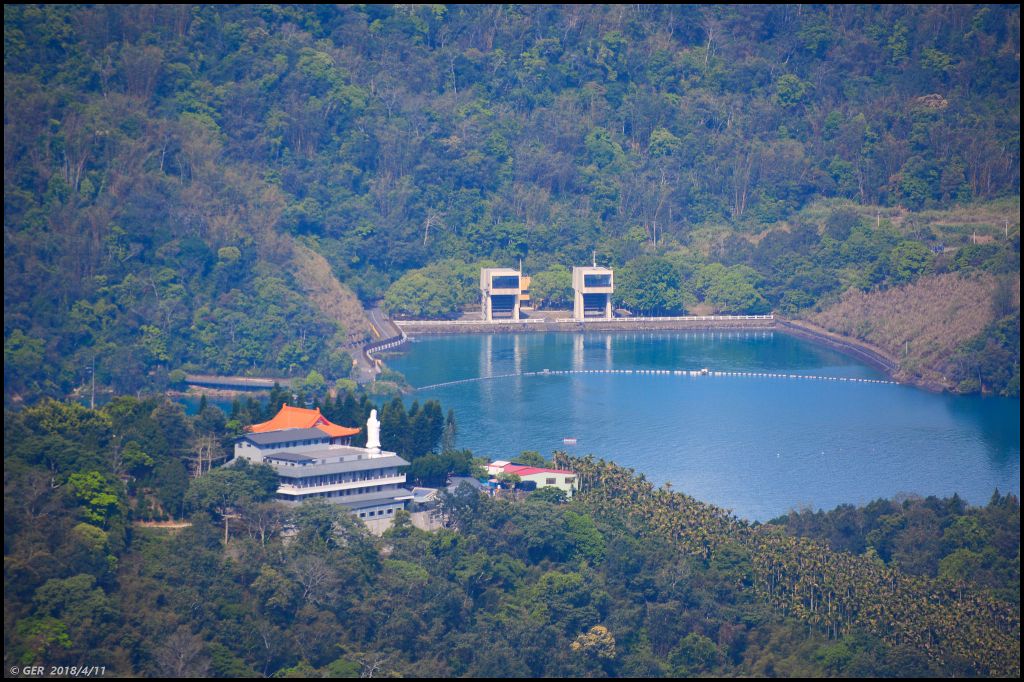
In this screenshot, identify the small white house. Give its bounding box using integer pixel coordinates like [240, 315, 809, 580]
[487, 460, 578, 497]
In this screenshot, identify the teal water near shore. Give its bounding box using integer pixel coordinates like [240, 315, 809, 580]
[388, 331, 1020, 521]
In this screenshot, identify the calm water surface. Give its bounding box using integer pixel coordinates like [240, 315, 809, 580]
[388, 332, 1020, 521]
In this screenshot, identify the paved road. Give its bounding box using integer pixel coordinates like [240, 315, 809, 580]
[367, 307, 402, 339]
[351, 307, 405, 384]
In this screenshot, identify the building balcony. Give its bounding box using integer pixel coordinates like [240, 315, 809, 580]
[278, 475, 407, 496]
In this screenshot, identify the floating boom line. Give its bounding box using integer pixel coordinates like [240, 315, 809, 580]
[414, 368, 896, 392]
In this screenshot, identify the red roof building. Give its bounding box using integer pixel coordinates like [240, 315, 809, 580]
[486, 460, 578, 497]
[248, 404, 361, 440]
[500, 464, 575, 478]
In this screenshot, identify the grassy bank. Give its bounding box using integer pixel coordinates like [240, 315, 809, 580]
[805, 273, 1019, 394]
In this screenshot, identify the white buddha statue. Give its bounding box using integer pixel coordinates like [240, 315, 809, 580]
[366, 409, 381, 454]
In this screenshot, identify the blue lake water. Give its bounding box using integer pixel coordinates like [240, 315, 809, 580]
[387, 331, 1020, 521]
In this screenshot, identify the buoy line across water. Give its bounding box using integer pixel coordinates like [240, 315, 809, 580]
[414, 369, 896, 392]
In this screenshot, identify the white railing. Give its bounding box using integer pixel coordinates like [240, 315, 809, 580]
[396, 315, 773, 326]
[278, 475, 407, 495]
[395, 318, 547, 326]
[552, 314, 774, 323]
[364, 329, 409, 363]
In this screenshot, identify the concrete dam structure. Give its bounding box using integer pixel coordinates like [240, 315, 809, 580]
[572, 265, 614, 320]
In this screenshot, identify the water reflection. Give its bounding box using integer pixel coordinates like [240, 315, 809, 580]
[388, 332, 1019, 520]
[945, 394, 1021, 467]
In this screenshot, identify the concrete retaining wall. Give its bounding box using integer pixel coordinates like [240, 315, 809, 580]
[774, 319, 899, 375]
[396, 315, 775, 335]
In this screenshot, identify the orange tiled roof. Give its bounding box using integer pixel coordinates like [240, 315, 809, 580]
[248, 404, 360, 438]
[316, 422, 361, 438]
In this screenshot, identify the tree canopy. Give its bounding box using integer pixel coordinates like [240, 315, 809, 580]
[4, 5, 1019, 400]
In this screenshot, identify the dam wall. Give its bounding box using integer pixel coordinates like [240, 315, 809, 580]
[395, 314, 775, 335]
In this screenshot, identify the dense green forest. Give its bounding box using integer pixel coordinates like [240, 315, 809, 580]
[769, 493, 1020, 604]
[4, 5, 1020, 403]
[4, 394, 1019, 677]
[4, 7, 1019, 677]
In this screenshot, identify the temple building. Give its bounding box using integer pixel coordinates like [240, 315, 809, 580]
[234, 405, 412, 523]
[247, 403, 360, 443]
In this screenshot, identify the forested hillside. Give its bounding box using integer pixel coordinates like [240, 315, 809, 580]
[4, 394, 1019, 677]
[4, 5, 1020, 402]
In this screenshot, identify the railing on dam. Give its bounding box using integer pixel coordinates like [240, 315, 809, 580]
[395, 314, 774, 326]
[552, 314, 775, 323]
[396, 318, 547, 326]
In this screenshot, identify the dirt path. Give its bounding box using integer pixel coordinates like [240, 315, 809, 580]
[133, 520, 192, 529]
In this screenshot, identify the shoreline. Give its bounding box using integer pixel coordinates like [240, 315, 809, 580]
[392, 315, 952, 393]
[773, 318, 899, 378]
[776, 319, 951, 393]
[165, 316, 964, 400]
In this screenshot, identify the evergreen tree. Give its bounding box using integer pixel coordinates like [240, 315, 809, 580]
[442, 409, 458, 453]
[380, 398, 411, 457]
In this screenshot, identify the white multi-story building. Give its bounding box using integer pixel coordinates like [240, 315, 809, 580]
[234, 405, 412, 522]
